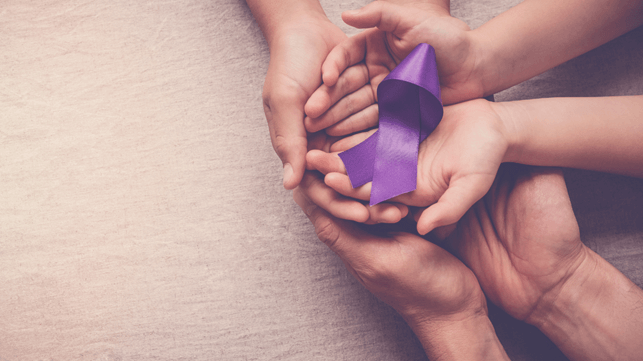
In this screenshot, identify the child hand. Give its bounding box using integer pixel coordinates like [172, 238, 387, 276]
[304, 1, 484, 135]
[307, 99, 511, 235]
[303, 129, 410, 225]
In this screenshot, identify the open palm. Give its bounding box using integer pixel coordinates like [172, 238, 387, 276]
[308, 99, 508, 235]
[448, 164, 588, 322]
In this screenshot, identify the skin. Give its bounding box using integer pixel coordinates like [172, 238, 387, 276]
[304, 1, 479, 136]
[298, 163, 643, 360]
[246, 0, 461, 189]
[307, 95, 643, 234]
[294, 178, 510, 360]
[449, 164, 643, 361]
[307, 99, 508, 234]
[254, 0, 643, 358]
[446, 164, 585, 321]
[305, 0, 643, 138]
[246, 0, 347, 189]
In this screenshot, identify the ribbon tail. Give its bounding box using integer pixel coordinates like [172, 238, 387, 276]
[338, 131, 378, 188]
[339, 43, 444, 207]
[369, 82, 421, 206]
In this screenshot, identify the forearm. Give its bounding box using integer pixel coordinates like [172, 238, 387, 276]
[471, 0, 643, 95]
[497, 95, 643, 178]
[245, 0, 327, 46]
[528, 247, 643, 361]
[408, 314, 510, 361]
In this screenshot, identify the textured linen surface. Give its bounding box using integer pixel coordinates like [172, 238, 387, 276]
[0, 1, 642, 360]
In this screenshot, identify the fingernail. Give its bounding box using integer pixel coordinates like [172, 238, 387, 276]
[283, 163, 293, 187]
[344, 9, 359, 16]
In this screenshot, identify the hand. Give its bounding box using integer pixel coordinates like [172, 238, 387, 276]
[294, 185, 485, 321]
[305, 130, 411, 225]
[293, 183, 508, 360]
[443, 164, 643, 361]
[304, 1, 483, 136]
[446, 164, 587, 322]
[262, 17, 346, 189]
[307, 98, 509, 234]
[293, 185, 510, 360]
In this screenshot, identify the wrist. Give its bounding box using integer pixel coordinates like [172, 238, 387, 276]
[247, 0, 329, 46]
[409, 312, 509, 361]
[467, 28, 503, 98]
[489, 100, 527, 165]
[528, 247, 643, 360]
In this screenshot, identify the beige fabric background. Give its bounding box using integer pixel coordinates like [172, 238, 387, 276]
[1, 1, 642, 360]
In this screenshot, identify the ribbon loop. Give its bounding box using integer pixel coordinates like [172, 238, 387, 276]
[339, 43, 443, 206]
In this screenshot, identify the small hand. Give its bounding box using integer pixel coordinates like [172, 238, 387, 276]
[307, 99, 508, 234]
[262, 18, 346, 189]
[304, 1, 482, 136]
[304, 129, 410, 225]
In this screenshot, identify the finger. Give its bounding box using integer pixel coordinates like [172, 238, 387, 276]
[325, 172, 372, 201]
[264, 93, 308, 190]
[320, 32, 368, 87]
[330, 128, 377, 152]
[432, 224, 458, 242]
[293, 188, 379, 264]
[366, 202, 409, 224]
[307, 131, 342, 156]
[305, 63, 371, 121]
[416, 176, 493, 235]
[305, 83, 376, 133]
[326, 103, 379, 137]
[306, 150, 346, 175]
[300, 171, 370, 223]
[411, 206, 424, 223]
[293, 187, 347, 253]
[342, 2, 414, 35]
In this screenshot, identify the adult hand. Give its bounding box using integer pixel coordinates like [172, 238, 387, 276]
[447, 164, 643, 361]
[304, 1, 483, 136]
[294, 183, 510, 360]
[258, 10, 346, 189]
[446, 164, 585, 322]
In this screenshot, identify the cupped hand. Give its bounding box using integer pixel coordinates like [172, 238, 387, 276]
[262, 18, 346, 189]
[307, 99, 509, 234]
[304, 129, 411, 225]
[304, 1, 483, 136]
[293, 185, 488, 329]
[447, 164, 587, 322]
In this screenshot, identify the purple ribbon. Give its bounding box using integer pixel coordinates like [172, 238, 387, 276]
[339, 43, 443, 206]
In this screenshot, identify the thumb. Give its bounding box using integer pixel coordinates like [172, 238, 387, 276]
[264, 92, 308, 190]
[293, 188, 363, 259]
[342, 2, 412, 36]
[416, 176, 492, 235]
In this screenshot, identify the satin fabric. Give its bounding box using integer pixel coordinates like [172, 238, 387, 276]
[339, 44, 443, 205]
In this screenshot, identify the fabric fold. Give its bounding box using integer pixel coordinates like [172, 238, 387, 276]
[339, 43, 443, 206]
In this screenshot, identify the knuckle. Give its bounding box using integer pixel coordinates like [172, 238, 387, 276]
[314, 218, 341, 250]
[268, 88, 294, 109]
[265, 81, 307, 111]
[341, 45, 353, 70]
[272, 134, 289, 157]
[272, 134, 306, 160]
[360, 257, 397, 284]
[343, 95, 356, 115]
